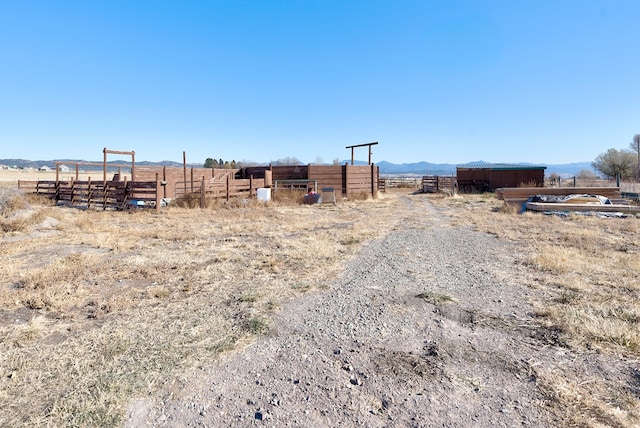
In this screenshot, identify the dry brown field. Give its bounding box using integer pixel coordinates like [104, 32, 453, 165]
[1, 172, 639, 426]
[0, 169, 131, 185]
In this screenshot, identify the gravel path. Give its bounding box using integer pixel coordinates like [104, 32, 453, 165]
[126, 195, 564, 427]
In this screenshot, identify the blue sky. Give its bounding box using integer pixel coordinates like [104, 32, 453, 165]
[1, 1, 638, 165]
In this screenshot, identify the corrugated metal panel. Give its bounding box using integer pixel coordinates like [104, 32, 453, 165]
[456, 162, 546, 170]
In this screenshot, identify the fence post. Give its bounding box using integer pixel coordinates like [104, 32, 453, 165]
[370, 163, 376, 198]
[155, 173, 161, 212]
[163, 166, 167, 198]
[87, 176, 92, 209]
[250, 175, 254, 197]
[201, 176, 205, 208]
[71, 178, 76, 206]
[226, 174, 230, 201]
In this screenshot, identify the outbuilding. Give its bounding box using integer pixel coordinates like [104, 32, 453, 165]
[456, 162, 546, 192]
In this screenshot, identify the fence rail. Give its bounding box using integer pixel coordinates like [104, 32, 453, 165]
[422, 176, 456, 193]
[24, 178, 161, 210]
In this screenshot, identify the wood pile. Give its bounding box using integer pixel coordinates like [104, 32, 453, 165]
[496, 187, 622, 204]
[496, 186, 640, 214]
[524, 201, 640, 213]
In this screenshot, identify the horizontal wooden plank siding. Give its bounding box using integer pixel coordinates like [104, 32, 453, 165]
[309, 165, 345, 195]
[346, 164, 378, 197]
[457, 168, 544, 191]
[271, 165, 308, 180]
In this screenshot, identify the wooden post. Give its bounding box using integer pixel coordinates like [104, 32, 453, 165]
[350, 147, 354, 165]
[264, 169, 272, 188]
[370, 163, 376, 198]
[226, 174, 230, 201]
[87, 176, 92, 209]
[250, 175, 254, 197]
[155, 173, 161, 212]
[131, 151, 135, 181]
[103, 147, 107, 183]
[121, 176, 128, 210]
[190, 168, 194, 193]
[183, 151, 188, 195]
[201, 176, 205, 208]
[163, 166, 167, 198]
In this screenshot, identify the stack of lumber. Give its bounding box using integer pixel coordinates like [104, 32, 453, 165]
[496, 186, 640, 214]
[496, 187, 621, 204]
[524, 201, 640, 213]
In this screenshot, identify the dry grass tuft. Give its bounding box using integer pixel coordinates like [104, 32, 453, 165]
[430, 192, 640, 427]
[415, 291, 456, 303]
[0, 189, 402, 425]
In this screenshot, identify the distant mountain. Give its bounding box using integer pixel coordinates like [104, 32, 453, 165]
[376, 161, 456, 175]
[1, 158, 595, 178]
[376, 160, 594, 178]
[0, 159, 203, 169]
[541, 162, 594, 177]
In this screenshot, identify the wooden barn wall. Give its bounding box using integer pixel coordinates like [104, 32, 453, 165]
[130, 164, 379, 199]
[345, 164, 379, 196]
[136, 167, 238, 198]
[271, 165, 309, 180]
[308, 165, 345, 195]
[457, 168, 544, 190]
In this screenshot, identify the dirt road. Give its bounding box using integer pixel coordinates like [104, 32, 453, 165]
[126, 195, 576, 427]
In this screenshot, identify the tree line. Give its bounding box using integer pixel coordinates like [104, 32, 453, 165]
[203, 158, 237, 169]
[592, 134, 640, 180]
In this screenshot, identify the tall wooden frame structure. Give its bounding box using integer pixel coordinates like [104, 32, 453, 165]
[345, 142, 378, 165]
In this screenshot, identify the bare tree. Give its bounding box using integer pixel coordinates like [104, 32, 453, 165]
[592, 148, 636, 180]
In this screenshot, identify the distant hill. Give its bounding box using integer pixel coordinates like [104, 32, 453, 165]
[375, 161, 594, 178]
[0, 159, 203, 170]
[1, 158, 594, 178]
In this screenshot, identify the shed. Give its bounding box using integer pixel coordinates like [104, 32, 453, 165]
[456, 162, 546, 192]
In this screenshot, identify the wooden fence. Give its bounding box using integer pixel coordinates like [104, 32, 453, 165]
[22, 163, 379, 209]
[422, 176, 456, 193]
[175, 174, 267, 202]
[22, 176, 161, 210]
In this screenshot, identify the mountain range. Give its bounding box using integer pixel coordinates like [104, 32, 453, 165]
[0, 158, 594, 178]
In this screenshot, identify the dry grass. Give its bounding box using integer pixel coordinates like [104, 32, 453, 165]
[0, 186, 401, 427]
[430, 192, 640, 426]
[3, 180, 640, 426]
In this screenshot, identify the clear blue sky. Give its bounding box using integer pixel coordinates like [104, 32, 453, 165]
[1, 0, 638, 165]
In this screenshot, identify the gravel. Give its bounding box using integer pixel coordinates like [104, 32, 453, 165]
[125, 196, 576, 427]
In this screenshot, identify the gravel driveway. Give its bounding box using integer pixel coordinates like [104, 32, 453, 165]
[126, 195, 567, 427]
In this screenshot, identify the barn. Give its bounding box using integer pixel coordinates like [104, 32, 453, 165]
[456, 162, 546, 192]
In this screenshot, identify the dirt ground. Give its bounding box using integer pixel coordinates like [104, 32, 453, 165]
[1, 182, 638, 427]
[125, 195, 639, 427]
